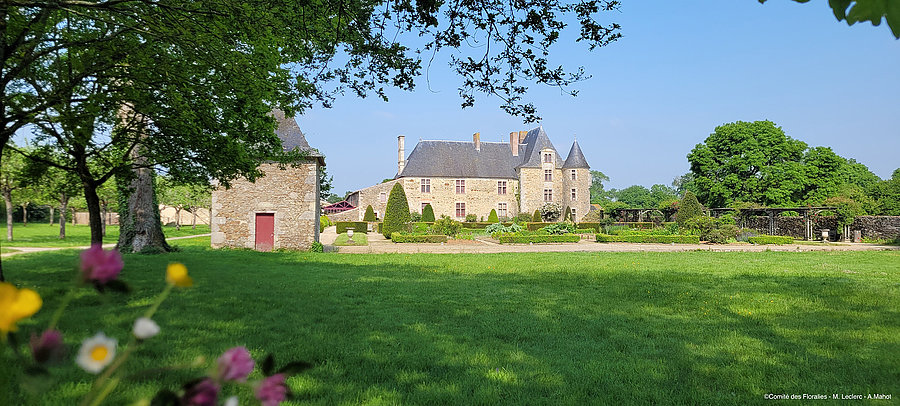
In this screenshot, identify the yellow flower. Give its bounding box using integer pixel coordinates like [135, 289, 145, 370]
[0, 282, 42, 334]
[166, 263, 193, 287]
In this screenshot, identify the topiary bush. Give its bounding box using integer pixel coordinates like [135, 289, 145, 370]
[563, 206, 571, 222]
[363, 205, 377, 222]
[422, 204, 435, 222]
[335, 221, 368, 233]
[676, 191, 704, 226]
[488, 209, 499, 223]
[381, 183, 410, 239]
[532, 210, 541, 221]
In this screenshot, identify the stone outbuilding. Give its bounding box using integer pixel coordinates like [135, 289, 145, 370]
[210, 110, 324, 251]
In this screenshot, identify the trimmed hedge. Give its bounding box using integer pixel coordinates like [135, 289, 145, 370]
[613, 222, 656, 229]
[576, 222, 602, 232]
[575, 228, 596, 234]
[526, 222, 557, 231]
[596, 234, 700, 243]
[391, 233, 448, 243]
[748, 235, 795, 245]
[461, 221, 513, 229]
[496, 233, 580, 244]
[335, 221, 368, 233]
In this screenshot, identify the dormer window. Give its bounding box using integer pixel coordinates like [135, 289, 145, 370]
[543, 153, 553, 163]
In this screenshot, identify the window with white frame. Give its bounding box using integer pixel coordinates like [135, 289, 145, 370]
[571, 188, 577, 200]
[455, 179, 465, 194]
[497, 203, 507, 218]
[544, 170, 553, 182]
[543, 189, 553, 202]
[543, 152, 553, 163]
[379, 192, 386, 203]
[571, 169, 577, 180]
[455, 202, 466, 217]
[497, 180, 507, 195]
[421, 178, 431, 193]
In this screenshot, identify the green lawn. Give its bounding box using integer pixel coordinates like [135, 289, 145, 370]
[333, 233, 368, 246]
[0, 223, 210, 248]
[2, 249, 899, 405]
[0, 247, 19, 254]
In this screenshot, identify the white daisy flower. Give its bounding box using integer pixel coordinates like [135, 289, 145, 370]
[133, 317, 160, 340]
[76, 332, 117, 373]
[224, 396, 239, 406]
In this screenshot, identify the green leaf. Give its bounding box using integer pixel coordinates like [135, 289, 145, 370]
[829, 0, 853, 20]
[886, 0, 900, 38]
[261, 354, 275, 376]
[276, 360, 314, 376]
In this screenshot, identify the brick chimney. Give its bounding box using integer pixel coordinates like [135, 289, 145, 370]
[518, 130, 528, 144]
[397, 135, 405, 174]
[509, 132, 518, 156]
[473, 132, 481, 151]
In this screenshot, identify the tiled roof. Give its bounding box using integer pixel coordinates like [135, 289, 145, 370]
[271, 109, 323, 164]
[516, 127, 562, 168]
[562, 140, 590, 168]
[399, 141, 518, 179]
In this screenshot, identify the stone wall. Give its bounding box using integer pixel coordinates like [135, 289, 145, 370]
[326, 207, 360, 222]
[211, 162, 319, 250]
[400, 177, 520, 220]
[741, 215, 899, 240]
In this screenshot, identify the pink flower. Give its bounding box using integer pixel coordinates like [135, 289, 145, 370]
[182, 378, 219, 406]
[217, 346, 255, 382]
[80, 245, 123, 284]
[255, 374, 287, 406]
[30, 329, 64, 364]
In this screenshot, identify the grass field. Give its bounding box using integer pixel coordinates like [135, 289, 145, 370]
[333, 233, 369, 246]
[0, 223, 210, 248]
[2, 248, 898, 405]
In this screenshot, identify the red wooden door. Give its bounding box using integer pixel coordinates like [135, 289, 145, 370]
[255, 213, 275, 251]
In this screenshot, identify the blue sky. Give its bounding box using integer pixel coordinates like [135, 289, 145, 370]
[296, 1, 899, 197]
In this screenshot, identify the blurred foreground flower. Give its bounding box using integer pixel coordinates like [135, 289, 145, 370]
[256, 374, 287, 406]
[182, 378, 219, 406]
[0, 282, 42, 335]
[30, 329, 64, 364]
[80, 245, 124, 284]
[76, 332, 117, 373]
[218, 346, 255, 382]
[166, 263, 193, 287]
[133, 317, 160, 340]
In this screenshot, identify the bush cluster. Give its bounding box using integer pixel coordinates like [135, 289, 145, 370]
[541, 222, 575, 235]
[432, 215, 462, 237]
[390, 233, 448, 243]
[682, 216, 738, 243]
[335, 221, 368, 233]
[539, 202, 561, 222]
[748, 235, 795, 245]
[596, 234, 700, 243]
[465, 214, 478, 222]
[485, 222, 523, 235]
[319, 215, 331, 232]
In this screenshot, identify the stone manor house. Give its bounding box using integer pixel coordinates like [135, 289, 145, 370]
[330, 127, 591, 223]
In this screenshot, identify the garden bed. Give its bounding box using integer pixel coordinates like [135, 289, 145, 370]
[495, 233, 580, 244]
[390, 233, 448, 243]
[596, 234, 700, 243]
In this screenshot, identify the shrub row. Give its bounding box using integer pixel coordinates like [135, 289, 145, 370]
[335, 221, 368, 233]
[496, 234, 580, 244]
[576, 222, 602, 232]
[748, 236, 795, 245]
[390, 233, 448, 243]
[575, 228, 596, 234]
[596, 234, 700, 243]
[612, 222, 656, 229]
[461, 222, 513, 229]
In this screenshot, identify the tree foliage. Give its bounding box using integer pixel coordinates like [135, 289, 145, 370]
[422, 204, 435, 222]
[488, 209, 499, 223]
[382, 183, 410, 239]
[869, 169, 900, 215]
[589, 170, 610, 203]
[758, 0, 900, 38]
[676, 191, 704, 226]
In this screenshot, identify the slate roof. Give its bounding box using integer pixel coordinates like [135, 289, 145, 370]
[399, 141, 519, 179]
[562, 140, 590, 168]
[396, 126, 589, 179]
[516, 127, 562, 168]
[271, 109, 324, 164]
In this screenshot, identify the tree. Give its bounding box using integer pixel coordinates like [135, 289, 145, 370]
[688, 121, 808, 207]
[12, 184, 40, 227]
[1, 147, 26, 242]
[676, 191, 704, 226]
[869, 169, 900, 215]
[488, 209, 499, 223]
[382, 183, 410, 239]
[422, 204, 435, 222]
[615, 185, 651, 207]
[364, 205, 377, 222]
[672, 173, 697, 198]
[186, 184, 211, 230]
[589, 170, 610, 203]
[158, 177, 193, 230]
[318, 167, 334, 202]
[758, 0, 900, 39]
[533, 210, 542, 222]
[648, 184, 678, 208]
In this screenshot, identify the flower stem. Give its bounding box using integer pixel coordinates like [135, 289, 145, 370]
[144, 284, 173, 319]
[87, 377, 119, 406]
[47, 283, 78, 331]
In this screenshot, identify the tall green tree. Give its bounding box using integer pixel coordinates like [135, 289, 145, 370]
[869, 169, 900, 215]
[589, 170, 610, 203]
[615, 185, 651, 207]
[382, 183, 411, 239]
[1, 147, 26, 243]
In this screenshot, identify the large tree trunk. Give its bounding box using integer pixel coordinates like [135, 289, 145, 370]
[49, 206, 54, 225]
[21, 203, 28, 226]
[59, 194, 69, 239]
[117, 165, 170, 253]
[4, 189, 12, 241]
[82, 179, 104, 245]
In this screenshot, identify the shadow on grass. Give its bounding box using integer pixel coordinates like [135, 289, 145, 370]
[2, 249, 898, 405]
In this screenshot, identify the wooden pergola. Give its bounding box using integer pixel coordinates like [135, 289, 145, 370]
[708, 207, 837, 240]
[322, 200, 355, 214]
